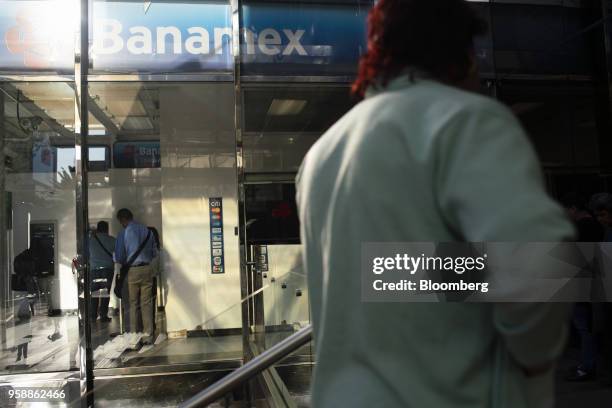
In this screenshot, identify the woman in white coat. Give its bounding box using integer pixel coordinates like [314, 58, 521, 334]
[296, 1, 574, 407]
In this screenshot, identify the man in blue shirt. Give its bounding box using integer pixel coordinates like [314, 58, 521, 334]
[89, 221, 116, 322]
[114, 208, 157, 342]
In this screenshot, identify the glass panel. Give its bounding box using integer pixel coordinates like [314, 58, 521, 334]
[55, 146, 110, 172]
[260, 244, 309, 344]
[498, 83, 600, 169]
[490, 2, 595, 76]
[242, 85, 355, 173]
[0, 82, 79, 373]
[86, 82, 243, 369]
[244, 183, 308, 351]
[471, 1, 494, 76]
[245, 184, 299, 244]
[269, 339, 314, 406]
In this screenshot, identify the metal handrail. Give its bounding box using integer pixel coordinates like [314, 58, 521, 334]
[178, 325, 313, 408]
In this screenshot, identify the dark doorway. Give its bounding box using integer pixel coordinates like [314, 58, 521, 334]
[30, 223, 55, 277]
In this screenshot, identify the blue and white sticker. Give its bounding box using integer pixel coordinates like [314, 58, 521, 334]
[209, 197, 224, 274]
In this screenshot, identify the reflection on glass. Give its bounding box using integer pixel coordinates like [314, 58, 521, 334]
[0, 82, 79, 374]
[267, 337, 314, 406]
[242, 85, 354, 173]
[0, 0, 77, 75]
[489, 2, 594, 76]
[240, 0, 372, 76]
[86, 82, 244, 370]
[91, 0, 233, 75]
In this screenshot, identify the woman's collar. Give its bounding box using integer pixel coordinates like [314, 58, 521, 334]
[365, 68, 433, 98]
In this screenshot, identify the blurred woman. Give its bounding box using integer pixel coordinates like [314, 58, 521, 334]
[296, 1, 574, 407]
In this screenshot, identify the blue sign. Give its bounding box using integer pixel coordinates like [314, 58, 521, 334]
[240, 3, 369, 76]
[0, 0, 369, 75]
[113, 141, 160, 168]
[209, 197, 225, 274]
[92, 1, 233, 73]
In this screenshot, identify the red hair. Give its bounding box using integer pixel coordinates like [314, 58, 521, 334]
[352, 0, 487, 98]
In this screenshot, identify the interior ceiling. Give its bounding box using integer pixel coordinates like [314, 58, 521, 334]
[3, 82, 356, 141]
[1, 79, 601, 176]
[3, 82, 161, 137]
[3, 83, 75, 133]
[1, 82, 77, 173]
[1, 81, 356, 176]
[89, 83, 159, 135]
[242, 86, 355, 134]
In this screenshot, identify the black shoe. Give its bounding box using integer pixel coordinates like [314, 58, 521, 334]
[100, 317, 112, 323]
[48, 332, 62, 341]
[566, 367, 596, 382]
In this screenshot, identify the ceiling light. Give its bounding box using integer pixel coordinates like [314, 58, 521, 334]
[267, 99, 307, 116]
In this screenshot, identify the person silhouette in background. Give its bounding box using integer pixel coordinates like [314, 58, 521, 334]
[114, 209, 156, 344]
[561, 193, 603, 381]
[13, 297, 33, 366]
[590, 193, 612, 241]
[589, 193, 612, 385]
[296, 1, 574, 407]
[148, 226, 161, 337]
[89, 221, 116, 323]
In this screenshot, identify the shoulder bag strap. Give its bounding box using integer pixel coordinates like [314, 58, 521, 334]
[93, 233, 113, 260]
[124, 230, 151, 268]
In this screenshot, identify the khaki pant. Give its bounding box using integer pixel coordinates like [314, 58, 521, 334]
[127, 264, 154, 336]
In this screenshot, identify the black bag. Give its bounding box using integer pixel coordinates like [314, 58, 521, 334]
[14, 249, 36, 278]
[12, 250, 37, 293]
[11, 274, 28, 292]
[17, 298, 32, 320]
[114, 231, 151, 299]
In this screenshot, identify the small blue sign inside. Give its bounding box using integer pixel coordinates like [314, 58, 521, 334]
[209, 197, 225, 274]
[113, 141, 160, 168]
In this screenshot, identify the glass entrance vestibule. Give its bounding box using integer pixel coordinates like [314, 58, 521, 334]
[1, 0, 611, 406]
[0, 0, 369, 405]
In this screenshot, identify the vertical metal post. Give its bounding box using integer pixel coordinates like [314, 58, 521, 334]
[252, 245, 265, 347]
[75, 0, 93, 405]
[119, 298, 123, 334]
[0, 89, 6, 347]
[594, 0, 612, 174]
[230, 0, 248, 349]
[488, 0, 499, 101]
[231, 0, 254, 404]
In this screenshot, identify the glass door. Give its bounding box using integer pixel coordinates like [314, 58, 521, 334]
[0, 80, 81, 403]
[81, 80, 247, 404]
[239, 82, 355, 351]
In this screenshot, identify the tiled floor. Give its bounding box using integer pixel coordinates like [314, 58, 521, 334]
[8, 308, 611, 408]
[1, 308, 247, 375]
[91, 318, 244, 369]
[0, 303, 79, 374]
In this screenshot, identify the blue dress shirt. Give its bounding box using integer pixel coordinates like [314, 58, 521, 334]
[114, 221, 157, 265]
